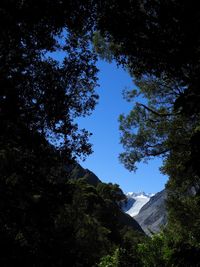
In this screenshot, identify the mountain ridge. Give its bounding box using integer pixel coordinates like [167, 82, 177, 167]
[69, 163, 144, 234]
[123, 190, 167, 235]
[134, 189, 167, 235]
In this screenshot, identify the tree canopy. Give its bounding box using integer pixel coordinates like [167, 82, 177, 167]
[1, 0, 99, 159]
[0, 2, 146, 266]
[95, 1, 200, 265]
[1, 1, 200, 266]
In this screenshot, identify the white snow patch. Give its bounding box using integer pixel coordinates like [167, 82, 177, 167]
[123, 192, 154, 217]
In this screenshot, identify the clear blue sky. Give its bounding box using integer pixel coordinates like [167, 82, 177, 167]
[49, 48, 168, 194]
[78, 60, 168, 194]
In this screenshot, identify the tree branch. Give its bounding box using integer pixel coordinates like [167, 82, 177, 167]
[146, 148, 171, 157]
[137, 103, 174, 117]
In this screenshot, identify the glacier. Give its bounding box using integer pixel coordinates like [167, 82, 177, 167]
[122, 192, 154, 217]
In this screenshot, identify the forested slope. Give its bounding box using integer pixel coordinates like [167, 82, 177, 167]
[1, 1, 200, 266]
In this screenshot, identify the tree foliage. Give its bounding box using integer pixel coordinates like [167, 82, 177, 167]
[95, 1, 200, 265]
[0, 121, 144, 266]
[0, 0, 98, 159]
[119, 75, 192, 171]
[0, 1, 103, 266]
[2, 1, 200, 266]
[96, 1, 200, 86]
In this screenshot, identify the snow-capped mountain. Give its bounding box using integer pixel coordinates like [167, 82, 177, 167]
[122, 192, 154, 217]
[122, 190, 167, 235]
[135, 189, 167, 235]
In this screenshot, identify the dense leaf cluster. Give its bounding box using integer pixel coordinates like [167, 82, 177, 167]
[2, 0, 200, 266]
[0, 3, 145, 265]
[1, 120, 144, 266]
[1, 0, 99, 159]
[95, 1, 200, 266]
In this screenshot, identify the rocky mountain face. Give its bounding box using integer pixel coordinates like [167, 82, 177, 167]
[123, 190, 167, 235]
[135, 189, 167, 235]
[69, 164, 168, 235]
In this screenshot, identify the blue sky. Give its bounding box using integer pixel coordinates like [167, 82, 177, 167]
[78, 60, 168, 193]
[48, 46, 168, 193]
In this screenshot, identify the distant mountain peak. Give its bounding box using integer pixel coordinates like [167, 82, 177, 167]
[122, 192, 153, 217]
[123, 189, 167, 235]
[126, 192, 155, 198]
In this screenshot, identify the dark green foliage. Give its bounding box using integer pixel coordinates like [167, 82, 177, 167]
[0, 0, 98, 159]
[2, 1, 200, 266]
[117, 73, 200, 266]
[96, 1, 200, 90]
[118, 75, 190, 171]
[0, 2, 102, 264]
[136, 229, 200, 267]
[95, 2, 200, 266]
[0, 121, 72, 266]
[0, 1, 147, 265]
[96, 0, 200, 185]
[97, 183, 125, 204]
[69, 163, 101, 186]
[0, 120, 144, 266]
[97, 234, 144, 267]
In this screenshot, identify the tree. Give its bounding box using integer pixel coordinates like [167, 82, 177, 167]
[97, 248, 120, 267]
[97, 182, 126, 204]
[96, 1, 200, 84]
[118, 75, 191, 172]
[0, 0, 98, 159]
[0, 1, 101, 265]
[95, 2, 200, 264]
[2, 1, 200, 265]
[95, 0, 200, 175]
[118, 75, 200, 255]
